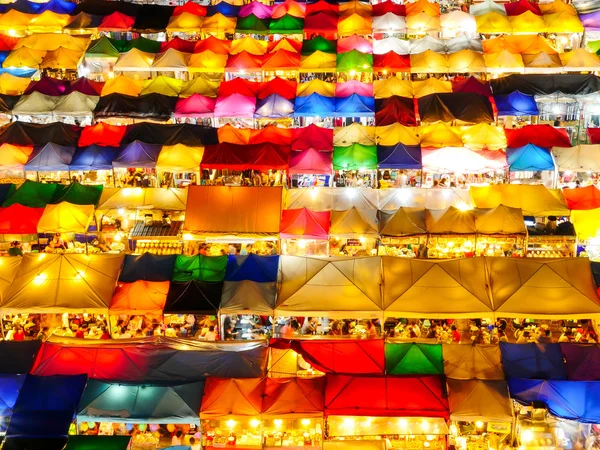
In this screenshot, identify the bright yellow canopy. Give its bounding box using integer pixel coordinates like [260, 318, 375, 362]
[201, 13, 237, 37]
[544, 11, 583, 33]
[37, 202, 94, 234]
[300, 50, 336, 72]
[419, 122, 463, 148]
[188, 50, 228, 73]
[0, 143, 34, 169]
[406, 12, 441, 34]
[484, 50, 525, 72]
[296, 78, 335, 97]
[540, 0, 577, 15]
[180, 74, 222, 97]
[27, 11, 70, 33]
[338, 13, 372, 36]
[461, 124, 507, 151]
[101, 75, 144, 97]
[230, 36, 268, 55]
[411, 50, 449, 73]
[0, 72, 31, 95]
[412, 77, 452, 97]
[560, 48, 600, 71]
[375, 123, 420, 146]
[3, 47, 45, 68]
[334, 123, 376, 146]
[475, 12, 512, 34]
[572, 209, 600, 240]
[166, 12, 204, 33]
[448, 49, 486, 73]
[14, 33, 89, 51]
[156, 144, 204, 172]
[374, 77, 413, 99]
[509, 11, 547, 34]
[114, 48, 155, 71]
[40, 47, 83, 70]
[0, 10, 34, 31]
[469, 184, 569, 216]
[141, 75, 183, 97]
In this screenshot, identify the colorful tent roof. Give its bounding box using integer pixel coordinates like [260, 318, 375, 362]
[109, 280, 170, 315]
[0, 204, 43, 235]
[37, 202, 93, 234]
[386, 343, 444, 375]
[164, 280, 222, 314]
[443, 344, 504, 380]
[200, 378, 264, 418]
[280, 208, 330, 239]
[448, 379, 513, 422]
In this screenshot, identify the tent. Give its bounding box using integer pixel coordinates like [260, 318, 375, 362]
[373, 12, 407, 33]
[474, 205, 527, 235]
[166, 12, 204, 33]
[0, 143, 34, 171]
[255, 94, 295, 118]
[301, 36, 336, 55]
[2, 180, 58, 208]
[419, 123, 464, 148]
[120, 123, 217, 147]
[425, 207, 477, 234]
[373, 51, 411, 73]
[98, 12, 135, 31]
[324, 374, 449, 417]
[489, 258, 600, 318]
[200, 13, 237, 36]
[460, 123, 507, 151]
[0, 373, 25, 434]
[258, 77, 297, 100]
[469, 184, 569, 216]
[7, 374, 88, 439]
[280, 208, 330, 240]
[507, 378, 600, 423]
[183, 186, 283, 238]
[172, 255, 227, 283]
[77, 380, 204, 424]
[336, 49, 373, 73]
[1, 254, 124, 313]
[200, 378, 265, 418]
[484, 50, 525, 73]
[262, 49, 300, 71]
[113, 48, 154, 71]
[112, 140, 161, 168]
[188, 50, 227, 72]
[338, 13, 372, 36]
[37, 202, 94, 234]
[494, 91, 539, 116]
[560, 48, 600, 71]
[276, 256, 382, 318]
[119, 253, 176, 282]
[284, 187, 379, 211]
[377, 144, 421, 169]
[563, 186, 600, 210]
[334, 94, 375, 117]
[13, 92, 57, 116]
[31, 338, 268, 380]
[299, 50, 337, 72]
[375, 96, 417, 126]
[378, 207, 426, 236]
[94, 93, 178, 121]
[63, 436, 131, 450]
[225, 254, 278, 283]
[231, 36, 268, 55]
[382, 257, 493, 318]
[510, 10, 547, 34]
[448, 379, 513, 422]
[100, 76, 143, 97]
[225, 51, 263, 73]
[262, 377, 324, 418]
[476, 11, 512, 33]
[374, 37, 411, 55]
[491, 74, 600, 96]
[417, 93, 494, 124]
[53, 92, 99, 117]
[452, 76, 492, 97]
[447, 49, 486, 73]
[164, 281, 222, 314]
[236, 14, 270, 34]
[410, 50, 449, 74]
[560, 344, 600, 381]
[141, 76, 184, 97]
[97, 188, 187, 211]
[289, 148, 332, 174]
[385, 343, 444, 375]
[375, 123, 420, 146]
[297, 79, 335, 97]
[337, 35, 373, 54]
[292, 124, 333, 151]
[201, 143, 290, 170]
[270, 338, 385, 374]
[218, 78, 260, 98]
[219, 280, 277, 315]
[70, 145, 119, 172]
[508, 144, 554, 171]
[156, 144, 204, 173]
[109, 280, 170, 315]
[294, 93, 335, 117]
[442, 344, 505, 380]
[51, 181, 102, 208]
[0, 204, 44, 234]
[214, 93, 256, 118]
[269, 14, 304, 34]
[554, 145, 600, 173]
[24, 143, 75, 172]
[572, 209, 600, 239]
[330, 207, 379, 237]
[333, 143, 378, 170]
[303, 11, 338, 36]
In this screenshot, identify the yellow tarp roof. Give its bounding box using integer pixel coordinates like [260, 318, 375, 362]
[334, 122, 375, 146]
[374, 77, 413, 99]
[572, 208, 600, 240]
[188, 50, 227, 73]
[101, 75, 143, 97]
[37, 202, 94, 234]
[406, 12, 441, 33]
[442, 344, 504, 380]
[484, 50, 525, 72]
[339, 0, 372, 17]
[338, 13, 372, 36]
[375, 123, 420, 146]
[166, 12, 204, 32]
[560, 48, 600, 71]
[0, 72, 31, 95]
[540, 0, 577, 15]
[3, 47, 45, 68]
[411, 50, 449, 74]
[156, 144, 204, 172]
[114, 48, 155, 71]
[151, 48, 191, 71]
[201, 13, 237, 36]
[40, 47, 83, 70]
[475, 11, 512, 34]
[300, 50, 336, 72]
[469, 184, 569, 216]
[180, 74, 222, 97]
[419, 122, 463, 147]
[426, 206, 477, 234]
[448, 49, 486, 73]
[0, 143, 34, 169]
[231, 36, 268, 55]
[296, 78, 335, 97]
[474, 205, 526, 235]
[544, 11, 583, 33]
[0, 10, 34, 31]
[509, 11, 547, 34]
[141, 75, 183, 97]
[330, 207, 379, 237]
[14, 33, 89, 51]
[461, 124, 507, 151]
[482, 35, 557, 55]
[27, 10, 69, 33]
[523, 51, 562, 71]
[406, 0, 441, 16]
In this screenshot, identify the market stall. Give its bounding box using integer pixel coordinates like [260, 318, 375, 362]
[425, 207, 477, 259]
[377, 207, 426, 258]
[474, 205, 527, 257]
[329, 207, 379, 257]
[36, 202, 95, 253]
[280, 208, 330, 257]
[0, 204, 44, 254]
[76, 379, 204, 448]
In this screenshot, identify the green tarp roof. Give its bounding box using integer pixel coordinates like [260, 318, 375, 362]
[85, 37, 120, 58]
[3, 180, 58, 208]
[302, 36, 337, 54]
[270, 15, 304, 34]
[385, 342, 444, 375]
[172, 254, 228, 282]
[333, 143, 378, 170]
[51, 183, 103, 208]
[236, 14, 270, 34]
[337, 49, 374, 72]
[65, 436, 131, 450]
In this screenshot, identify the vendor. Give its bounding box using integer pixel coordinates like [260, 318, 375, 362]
[47, 233, 67, 251]
[8, 241, 22, 256]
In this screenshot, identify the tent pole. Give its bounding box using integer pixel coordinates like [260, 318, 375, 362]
[112, 168, 116, 187]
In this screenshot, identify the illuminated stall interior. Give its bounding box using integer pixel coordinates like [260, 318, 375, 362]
[377, 207, 426, 258]
[425, 207, 477, 259]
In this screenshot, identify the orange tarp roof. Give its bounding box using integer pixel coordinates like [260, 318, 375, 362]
[262, 378, 325, 418]
[188, 50, 228, 72]
[109, 280, 170, 316]
[194, 35, 232, 54]
[101, 75, 144, 96]
[482, 35, 558, 54]
[201, 378, 265, 418]
[218, 124, 252, 145]
[262, 49, 300, 70]
[406, 0, 441, 16]
[0, 143, 34, 169]
[272, 0, 306, 18]
[231, 36, 268, 55]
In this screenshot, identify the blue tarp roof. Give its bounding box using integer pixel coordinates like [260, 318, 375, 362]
[494, 91, 539, 116]
[113, 141, 161, 169]
[7, 374, 88, 439]
[38, 0, 77, 14]
[225, 254, 279, 282]
[508, 378, 600, 423]
[335, 94, 375, 118]
[0, 0, 42, 13]
[294, 93, 335, 117]
[507, 144, 555, 171]
[500, 342, 567, 380]
[119, 253, 176, 282]
[70, 145, 120, 171]
[77, 380, 204, 424]
[207, 2, 240, 16]
[255, 94, 294, 119]
[377, 144, 422, 169]
[24, 143, 76, 172]
[0, 374, 26, 433]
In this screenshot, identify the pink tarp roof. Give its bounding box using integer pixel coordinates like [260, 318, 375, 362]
[214, 93, 256, 118]
[335, 80, 374, 97]
[289, 148, 333, 174]
[240, 1, 273, 18]
[174, 94, 216, 118]
[338, 35, 374, 53]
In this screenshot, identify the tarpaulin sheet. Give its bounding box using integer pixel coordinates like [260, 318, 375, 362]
[172, 255, 227, 282]
[301, 36, 337, 54]
[452, 76, 492, 97]
[333, 143, 378, 170]
[262, 377, 324, 418]
[255, 94, 295, 118]
[280, 208, 330, 239]
[110, 280, 169, 315]
[294, 93, 335, 117]
[119, 253, 176, 282]
[469, 184, 569, 216]
[122, 123, 218, 147]
[0, 374, 26, 432]
[378, 207, 426, 236]
[206, 2, 240, 17]
[63, 436, 132, 450]
[0, 204, 43, 234]
[490, 74, 600, 95]
[448, 379, 513, 422]
[505, 124, 571, 148]
[418, 93, 494, 124]
[0, 122, 81, 147]
[200, 377, 265, 418]
[2, 180, 58, 208]
[560, 343, 600, 381]
[385, 343, 444, 375]
[201, 143, 291, 170]
[225, 254, 279, 283]
[377, 144, 422, 169]
[374, 96, 417, 126]
[507, 144, 555, 171]
[164, 280, 222, 314]
[587, 128, 600, 145]
[373, 51, 411, 72]
[258, 77, 297, 100]
[77, 379, 203, 424]
[70, 145, 119, 171]
[494, 91, 539, 116]
[324, 374, 449, 417]
[334, 94, 375, 117]
[94, 94, 178, 121]
[564, 186, 600, 210]
[292, 124, 333, 151]
[0, 341, 41, 373]
[270, 338, 385, 374]
[442, 344, 504, 380]
[507, 378, 600, 423]
[220, 280, 276, 315]
[51, 183, 103, 207]
[31, 337, 268, 381]
[7, 374, 88, 438]
[37, 202, 94, 234]
[112, 141, 161, 168]
[554, 145, 600, 173]
[500, 342, 566, 379]
[289, 148, 332, 174]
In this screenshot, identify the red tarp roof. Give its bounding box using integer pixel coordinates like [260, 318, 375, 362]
[226, 51, 263, 72]
[249, 125, 293, 145]
[267, 37, 303, 53]
[451, 76, 492, 97]
[270, 338, 385, 374]
[78, 122, 126, 147]
[201, 378, 265, 418]
[304, 12, 339, 36]
[258, 77, 298, 100]
[505, 0, 542, 15]
[324, 374, 449, 417]
[563, 186, 600, 210]
[173, 1, 207, 16]
[280, 208, 331, 239]
[194, 36, 232, 54]
[262, 377, 325, 417]
[201, 143, 291, 170]
[289, 148, 333, 174]
[374, 52, 411, 72]
[292, 124, 334, 151]
[174, 94, 215, 118]
[306, 0, 339, 15]
[588, 128, 600, 145]
[0, 34, 19, 51]
[160, 37, 196, 53]
[373, 1, 406, 16]
[0, 204, 44, 234]
[98, 11, 135, 31]
[218, 78, 260, 97]
[66, 77, 104, 96]
[505, 124, 572, 148]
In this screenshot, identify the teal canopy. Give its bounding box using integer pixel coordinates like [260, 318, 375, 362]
[385, 342, 444, 375]
[77, 380, 204, 425]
